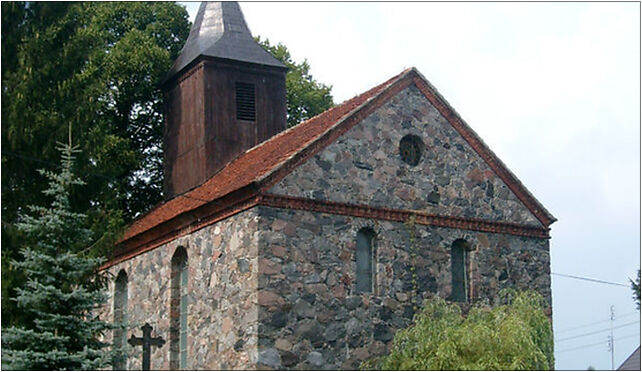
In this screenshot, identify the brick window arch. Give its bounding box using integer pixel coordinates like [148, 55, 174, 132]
[113, 270, 128, 370]
[170, 247, 188, 369]
[356, 228, 376, 293]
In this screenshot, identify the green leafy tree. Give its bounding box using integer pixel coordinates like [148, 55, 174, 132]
[1, 4, 334, 329]
[1, 2, 190, 327]
[257, 37, 334, 127]
[363, 290, 554, 370]
[631, 269, 640, 310]
[1, 135, 112, 370]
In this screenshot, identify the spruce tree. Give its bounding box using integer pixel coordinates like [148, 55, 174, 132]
[1, 134, 112, 370]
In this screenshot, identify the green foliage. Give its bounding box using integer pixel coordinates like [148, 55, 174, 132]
[363, 290, 554, 371]
[631, 269, 640, 310]
[1, 2, 190, 327]
[1, 138, 112, 370]
[257, 37, 334, 127]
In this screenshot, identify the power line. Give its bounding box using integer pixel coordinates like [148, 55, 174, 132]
[555, 320, 640, 342]
[557, 340, 608, 354]
[556, 312, 639, 334]
[557, 333, 640, 353]
[552, 272, 630, 287]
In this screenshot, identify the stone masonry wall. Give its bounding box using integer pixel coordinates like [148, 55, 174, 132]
[100, 210, 260, 370]
[99, 203, 550, 370]
[270, 85, 542, 228]
[255, 206, 551, 370]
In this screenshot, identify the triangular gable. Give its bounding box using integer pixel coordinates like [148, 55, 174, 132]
[114, 67, 555, 266]
[257, 68, 555, 226]
[269, 83, 542, 227]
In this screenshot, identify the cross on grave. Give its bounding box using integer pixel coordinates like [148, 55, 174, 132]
[128, 323, 166, 370]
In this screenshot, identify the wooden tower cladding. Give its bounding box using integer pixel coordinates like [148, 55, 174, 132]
[161, 2, 287, 198]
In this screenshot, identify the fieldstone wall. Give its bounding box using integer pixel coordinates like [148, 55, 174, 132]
[100, 210, 260, 370]
[255, 206, 551, 370]
[270, 85, 542, 228]
[100, 204, 550, 370]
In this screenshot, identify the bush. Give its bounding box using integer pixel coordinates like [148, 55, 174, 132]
[363, 289, 553, 370]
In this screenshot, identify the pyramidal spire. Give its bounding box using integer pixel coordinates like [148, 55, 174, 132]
[164, 2, 286, 82]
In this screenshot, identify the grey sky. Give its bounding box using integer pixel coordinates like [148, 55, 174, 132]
[182, 2, 640, 369]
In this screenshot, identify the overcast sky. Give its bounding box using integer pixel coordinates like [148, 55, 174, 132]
[183, 2, 640, 369]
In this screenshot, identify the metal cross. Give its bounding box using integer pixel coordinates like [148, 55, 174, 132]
[128, 323, 166, 370]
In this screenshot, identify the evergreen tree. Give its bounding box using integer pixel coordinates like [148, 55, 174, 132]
[1, 133, 112, 370]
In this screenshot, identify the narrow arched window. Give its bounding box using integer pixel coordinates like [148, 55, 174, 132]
[113, 270, 128, 370]
[356, 228, 375, 293]
[170, 247, 188, 370]
[451, 239, 469, 302]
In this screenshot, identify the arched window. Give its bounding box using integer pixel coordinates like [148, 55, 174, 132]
[113, 270, 128, 370]
[451, 239, 469, 302]
[356, 228, 375, 293]
[170, 247, 188, 370]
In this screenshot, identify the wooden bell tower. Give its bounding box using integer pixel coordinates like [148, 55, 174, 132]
[161, 2, 287, 198]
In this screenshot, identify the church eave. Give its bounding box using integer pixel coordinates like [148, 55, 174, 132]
[106, 183, 262, 269]
[161, 54, 287, 89]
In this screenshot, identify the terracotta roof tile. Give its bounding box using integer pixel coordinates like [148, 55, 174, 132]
[122, 68, 413, 242]
[120, 66, 556, 249]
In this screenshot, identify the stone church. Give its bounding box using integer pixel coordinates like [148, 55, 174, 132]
[100, 2, 556, 370]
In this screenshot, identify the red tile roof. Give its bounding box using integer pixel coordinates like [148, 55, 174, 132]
[114, 67, 556, 266]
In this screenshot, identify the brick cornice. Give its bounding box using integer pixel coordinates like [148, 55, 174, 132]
[103, 190, 549, 270]
[259, 194, 550, 239]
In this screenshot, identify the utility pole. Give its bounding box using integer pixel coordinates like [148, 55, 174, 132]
[609, 305, 615, 370]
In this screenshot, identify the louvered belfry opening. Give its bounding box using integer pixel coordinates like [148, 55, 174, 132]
[236, 82, 256, 121]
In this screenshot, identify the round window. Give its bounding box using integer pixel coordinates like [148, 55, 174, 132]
[399, 134, 424, 166]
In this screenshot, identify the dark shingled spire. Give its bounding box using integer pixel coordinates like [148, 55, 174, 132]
[164, 2, 286, 82]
